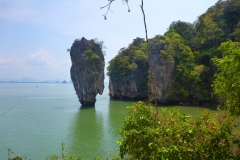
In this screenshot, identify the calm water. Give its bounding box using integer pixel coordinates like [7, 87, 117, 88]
[0, 83, 212, 159]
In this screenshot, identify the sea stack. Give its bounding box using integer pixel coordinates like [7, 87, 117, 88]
[69, 37, 105, 106]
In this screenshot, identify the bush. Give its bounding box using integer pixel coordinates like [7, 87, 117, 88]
[118, 101, 240, 160]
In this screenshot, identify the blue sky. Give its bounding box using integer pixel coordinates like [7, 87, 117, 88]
[0, 0, 217, 81]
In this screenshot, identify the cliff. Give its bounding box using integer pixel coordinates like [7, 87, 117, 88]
[70, 37, 105, 106]
[108, 38, 148, 100]
[107, 35, 213, 105]
[107, 0, 240, 105]
[109, 66, 148, 100]
[149, 40, 174, 103]
[107, 37, 175, 103]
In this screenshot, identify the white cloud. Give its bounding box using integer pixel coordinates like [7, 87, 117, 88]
[26, 48, 53, 66]
[0, 50, 72, 80]
[26, 48, 71, 69]
[60, 60, 71, 67]
[0, 54, 24, 68]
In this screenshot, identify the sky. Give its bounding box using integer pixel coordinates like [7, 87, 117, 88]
[0, 0, 218, 81]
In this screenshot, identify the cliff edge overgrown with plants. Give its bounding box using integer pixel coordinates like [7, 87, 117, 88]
[107, 0, 240, 106]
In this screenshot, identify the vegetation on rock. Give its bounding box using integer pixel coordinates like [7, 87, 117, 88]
[107, 0, 240, 105]
[7, 1, 240, 159]
[107, 37, 148, 80]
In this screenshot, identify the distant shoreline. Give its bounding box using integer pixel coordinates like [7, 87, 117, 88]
[0, 82, 72, 83]
[0, 81, 109, 84]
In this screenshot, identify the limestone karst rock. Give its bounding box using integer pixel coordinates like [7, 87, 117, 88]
[108, 38, 148, 100]
[109, 65, 148, 100]
[108, 38, 174, 103]
[148, 41, 174, 103]
[70, 37, 105, 106]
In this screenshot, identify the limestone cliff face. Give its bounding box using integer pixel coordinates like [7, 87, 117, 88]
[108, 42, 174, 102]
[108, 33, 218, 105]
[108, 38, 174, 102]
[108, 38, 148, 100]
[109, 67, 148, 100]
[70, 37, 104, 106]
[149, 41, 174, 103]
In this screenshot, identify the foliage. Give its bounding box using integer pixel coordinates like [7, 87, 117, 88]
[167, 0, 240, 102]
[84, 49, 100, 61]
[164, 31, 202, 99]
[212, 41, 240, 116]
[107, 0, 240, 104]
[107, 38, 148, 79]
[46, 142, 82, 160]
[118, 101, 240, 160]
[46, 142, 122, 160]
[89, 71, 99, 77]
[7, 148, 28, 160]
[7, 142, 122, 160]
[169, 21, 195, 44]
[93, 38, 107, 56]
[107, 55, 132, 79]
[83, 49, 102, 70]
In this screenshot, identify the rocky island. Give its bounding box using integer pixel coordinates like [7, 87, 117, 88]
[107, 34, 213, 105]
[69, 37, 105, 106]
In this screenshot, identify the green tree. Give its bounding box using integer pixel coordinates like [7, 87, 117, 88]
[212, 41, 240, 116]
[169, 20, 195, 44]
[201, 14, 224, 48]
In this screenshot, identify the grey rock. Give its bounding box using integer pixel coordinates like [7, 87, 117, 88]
[149, 41, 174, 103]
[70, 37, 105, 106]
[109, 67, 148, 100]
[108, 38, 175, 103]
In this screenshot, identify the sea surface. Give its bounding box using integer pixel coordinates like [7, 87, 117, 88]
[0, 83, 212, 159]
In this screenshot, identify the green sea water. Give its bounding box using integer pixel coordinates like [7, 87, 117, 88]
[0, 83, 214, 159]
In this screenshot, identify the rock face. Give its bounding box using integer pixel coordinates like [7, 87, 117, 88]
[149, 41, 174, 103]
[70, 37, 104, 106]
[108, 37, 174, 103]
[108, 38, 148, 100]
[107, 36, 214, 105]
[109, 66, 148, 100]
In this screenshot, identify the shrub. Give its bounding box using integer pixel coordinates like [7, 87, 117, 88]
[118, 101, 240, 160]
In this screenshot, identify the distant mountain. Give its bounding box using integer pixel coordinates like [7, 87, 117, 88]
[0, 78, 15, 82]
[41, 79, 59, 83]
[0, 78, 72, 83]
[20, 77, 39, 82]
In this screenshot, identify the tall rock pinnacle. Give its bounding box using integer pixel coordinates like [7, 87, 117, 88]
[69, 37, 105, 106]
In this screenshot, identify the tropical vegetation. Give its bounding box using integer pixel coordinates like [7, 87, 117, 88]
[7, 0, 240, 159]
[107, 0, 240, 104]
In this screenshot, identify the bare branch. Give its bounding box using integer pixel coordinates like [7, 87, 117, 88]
[101, 0, 130, 19]
[140, 0, 158, 112]
[101, 0, 115, 19]
[100, 0, 115, 10]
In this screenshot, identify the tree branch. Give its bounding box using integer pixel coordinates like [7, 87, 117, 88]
[101, 0, 115, 20]
[101, 0, 130, 19]
[140, 0, 158, 113]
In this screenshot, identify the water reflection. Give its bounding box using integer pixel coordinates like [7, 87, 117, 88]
[108, 100, 135, 132]
[68, 91, 138, 159]
[68, 96, 121, 159]
[68, 106, 103, 159]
